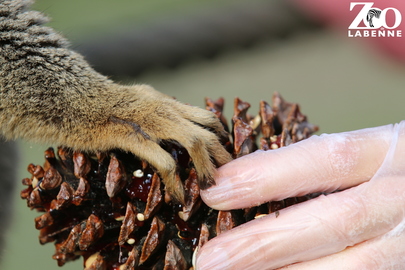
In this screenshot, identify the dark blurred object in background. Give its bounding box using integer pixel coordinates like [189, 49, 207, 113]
[76, 0, 321, 77]
[0, 140, 18, 259]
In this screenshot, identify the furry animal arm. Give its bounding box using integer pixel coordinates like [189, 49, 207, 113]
[0, 0, 232, 202]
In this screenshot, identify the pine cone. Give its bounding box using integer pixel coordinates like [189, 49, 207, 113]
[21, 93, 318, 269]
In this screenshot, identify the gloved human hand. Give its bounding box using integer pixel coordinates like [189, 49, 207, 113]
[196, 121, 405, 269]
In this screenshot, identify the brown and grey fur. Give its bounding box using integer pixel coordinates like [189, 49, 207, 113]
[0, 0, 232, 202]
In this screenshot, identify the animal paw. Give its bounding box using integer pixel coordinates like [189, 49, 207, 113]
[106, 85, 232, 203]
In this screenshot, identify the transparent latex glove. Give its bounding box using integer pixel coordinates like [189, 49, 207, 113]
[196, 121, 405, 270]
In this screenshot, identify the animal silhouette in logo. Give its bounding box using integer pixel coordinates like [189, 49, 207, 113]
[366, 8, 382, 27]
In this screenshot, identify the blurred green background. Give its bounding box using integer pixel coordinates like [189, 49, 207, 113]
[2, 0, 405, 269]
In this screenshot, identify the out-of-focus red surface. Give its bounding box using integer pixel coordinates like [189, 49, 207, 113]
[291, 0, 405, 63]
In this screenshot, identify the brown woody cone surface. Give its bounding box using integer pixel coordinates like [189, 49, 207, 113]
[21, 93, 318, 269]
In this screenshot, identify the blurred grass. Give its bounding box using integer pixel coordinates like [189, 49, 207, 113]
[135, 30, 405, 133]
[32, 0, 236, 42]
[2, 1, 405, 270]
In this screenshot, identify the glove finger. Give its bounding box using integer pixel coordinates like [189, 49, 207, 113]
[202, 124, 394, 210]
[371, 121, 405, 179]
[197, 175, 405, 270]
[278, 220, 405, 270]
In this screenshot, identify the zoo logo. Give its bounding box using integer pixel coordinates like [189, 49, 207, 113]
[349, 2, 402, 29]
[348, 2, 402, 37]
